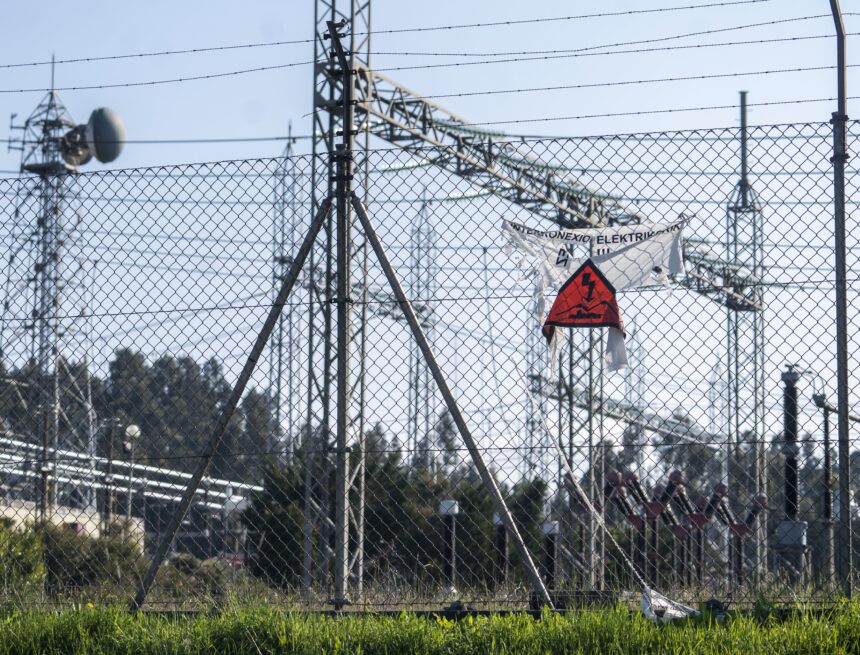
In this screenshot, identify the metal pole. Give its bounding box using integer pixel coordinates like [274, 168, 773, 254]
[127, 441, 134, 524]
[302, 434, 315, 594]
[542, 520, 559, 589]
[823, 406, 834, 583]
[493, 512, 508, 588]
[351, 194, 553, 607]
[814, 393, 835, 583]
[327, 18, 355, 611]
[103, 420, 115, 526]
[587, 331, 596, 590]
[783, 366, 800, 522]
[440, 500, 458, 594]
[829, 0, 853, 599]
[351, 0, 372, 602]
[129, 198, 333, 612]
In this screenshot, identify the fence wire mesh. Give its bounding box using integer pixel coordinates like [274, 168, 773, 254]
[0, 121, 858, 610]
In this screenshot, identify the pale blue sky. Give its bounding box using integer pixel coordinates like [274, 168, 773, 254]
[0, 0, 855, 172]
[0, 1, 855, 480]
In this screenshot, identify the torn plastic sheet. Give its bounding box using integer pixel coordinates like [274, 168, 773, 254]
[641, 588, 700, 623]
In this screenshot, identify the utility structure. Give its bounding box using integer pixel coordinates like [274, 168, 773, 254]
[775, 365, 807, 582]
[811, 389, 860, 583]
[133, 19, 553, 612]
[406, 192, 439, 457]
[724, 91, 767, 582]
[3, 73, 123, 519]
[269, 125, 302, 464]
[296, 0, 372, 601]
[299, 0, 765, 598]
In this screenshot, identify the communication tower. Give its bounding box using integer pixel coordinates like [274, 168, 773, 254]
[3, 66, 124, 518]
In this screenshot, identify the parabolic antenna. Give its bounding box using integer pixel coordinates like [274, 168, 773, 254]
[60, 107, 125, 167]
[86, 107, 125, 163]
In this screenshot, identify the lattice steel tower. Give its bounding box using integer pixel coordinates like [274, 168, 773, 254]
[269, 126, 301, 464]
[406, 193, 438, 457]
[301, 0, 371, 603]
[4, 86, 81, 517]
[724, 91, 766, 580]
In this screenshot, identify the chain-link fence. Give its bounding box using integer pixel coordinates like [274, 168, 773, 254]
[0, 121, 857, 610]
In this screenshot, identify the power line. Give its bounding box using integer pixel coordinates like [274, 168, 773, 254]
[91, 135, 313, 145]
[1, 277, 853, 324]
[0, 14, 842, 94]
[0, 39, 316, 70]
[0, 61, 313, 94]
[439, 95, 857, 127]
[368, 33, 852, 58]
[371, 15, 843, 74]
[12, 54, 837, 107]
[0, 121, 842, 153]
[417, 64, 843, 101]
[0, 1, 784, 72]
[368, 1, 778, 36]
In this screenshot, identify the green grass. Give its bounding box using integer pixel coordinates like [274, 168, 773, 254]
[0, 603, 859, 654]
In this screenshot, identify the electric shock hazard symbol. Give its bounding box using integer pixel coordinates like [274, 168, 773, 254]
[542, 259, 624, 342]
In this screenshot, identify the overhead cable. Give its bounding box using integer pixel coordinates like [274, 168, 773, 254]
[435, 95, 858, 127]
[0, 1, 788, 71]
[367, 1, 778, 36]
[368, 32, 849, 58]
[0, 61, 312, 94]
[371, 15, 846, 73]
[417, 64, 844, 101]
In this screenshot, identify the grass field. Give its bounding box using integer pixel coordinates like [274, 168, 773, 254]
[1, 603, 860, 654]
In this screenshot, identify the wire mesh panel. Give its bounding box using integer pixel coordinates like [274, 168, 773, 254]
[0, 121, 856, 609]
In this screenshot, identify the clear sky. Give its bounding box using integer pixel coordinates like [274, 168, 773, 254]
[0, 0, 855, 472]
[0, 0, 855, 173]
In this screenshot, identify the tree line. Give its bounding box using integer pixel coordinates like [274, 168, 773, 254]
[2, 348, 858, 591]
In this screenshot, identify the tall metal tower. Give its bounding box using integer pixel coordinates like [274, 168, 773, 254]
[406, 193, 438, 457]
[724, 91, 766, 580]
[523, 308, 547, 478]
[4, 66, 123, 518]
[304, 4, 765, 597]
[5, 84, 79, 518]
[269, 126, 301, 464]
[302, 0, 371, 604]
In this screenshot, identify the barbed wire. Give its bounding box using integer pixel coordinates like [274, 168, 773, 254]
[432, 96, 857, 127]
[415, 64, 844, 101]
[0, 15, 846, 94]
[368, 32, 854, 58]
[0, 0, 782, 71]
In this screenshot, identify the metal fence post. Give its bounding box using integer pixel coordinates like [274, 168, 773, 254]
[493, 512, 508, 588]
[327, 18, 355, 610]
[439, 500, 459, 595]
[829, 0, 853, 599]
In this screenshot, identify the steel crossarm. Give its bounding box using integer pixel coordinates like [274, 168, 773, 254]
[320, 63, 765, 312]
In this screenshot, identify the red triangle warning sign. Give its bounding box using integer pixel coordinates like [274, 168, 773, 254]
[542, 259, 623, 341]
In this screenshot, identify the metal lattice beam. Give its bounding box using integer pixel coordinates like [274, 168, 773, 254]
[322, 64, 763, 312]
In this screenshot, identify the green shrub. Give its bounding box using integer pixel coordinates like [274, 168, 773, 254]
[0, 519, 45, 594]
[38, 523, 141, 595]
[154, 552, 233, 600]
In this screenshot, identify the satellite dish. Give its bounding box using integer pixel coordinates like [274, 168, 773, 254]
[86, 107, 125, 163]
[59, 107, 125, 167]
